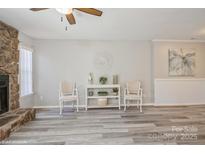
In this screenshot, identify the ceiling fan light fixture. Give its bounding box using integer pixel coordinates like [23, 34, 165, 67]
[67, 8, 73, 14]
[31, 8, 102, 25]
[56, 8, 72, 14]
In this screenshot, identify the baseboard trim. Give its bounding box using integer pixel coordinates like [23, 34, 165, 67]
[33, 104, 153, 109]
[33, 105, 86, 109]
[154, 102, 205, 106]
[33, 103, 205, 109]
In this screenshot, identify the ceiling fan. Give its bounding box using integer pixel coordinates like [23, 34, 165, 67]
[30, 8, 103, 25]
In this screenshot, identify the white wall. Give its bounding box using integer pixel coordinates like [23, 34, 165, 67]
[33, 40, 152, 107]
[32, 39, 205, 107]
[152, 41, 205, 105]
[18, 32, 35, 108]
[153, 41, 205, 78]
[18, 32, 34, 47]
[155, 78, 205, 105]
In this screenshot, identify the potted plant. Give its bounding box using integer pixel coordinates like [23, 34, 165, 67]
[99, 76, 108, 85]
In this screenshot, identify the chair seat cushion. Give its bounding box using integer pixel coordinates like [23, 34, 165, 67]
[63, 93, 73, 96]
[60, 95, 77, 101]
[125, 94, 141, 99]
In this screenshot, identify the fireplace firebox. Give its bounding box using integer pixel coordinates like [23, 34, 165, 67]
[0, 75, 9, 114]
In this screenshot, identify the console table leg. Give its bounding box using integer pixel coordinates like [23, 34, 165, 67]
[118, 87, 121, 110]
[85, 88, 88, 111]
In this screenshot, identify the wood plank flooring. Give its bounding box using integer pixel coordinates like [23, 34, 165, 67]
[1, 105, 205, 145]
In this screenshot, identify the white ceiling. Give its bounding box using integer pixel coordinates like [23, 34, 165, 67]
[1, 8, 205, 40]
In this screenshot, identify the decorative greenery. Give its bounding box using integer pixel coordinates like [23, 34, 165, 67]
[113, 88, 118, 93]
[98, 91, 108, 96]
[99, 76, 108, 85]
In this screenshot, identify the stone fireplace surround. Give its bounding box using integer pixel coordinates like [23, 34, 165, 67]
[0, 21, 36, 141]
[0, 20, 19, 111]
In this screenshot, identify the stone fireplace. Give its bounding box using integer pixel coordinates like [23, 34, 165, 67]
[0, 21, 20, 112]
[0, 21, 36, 141]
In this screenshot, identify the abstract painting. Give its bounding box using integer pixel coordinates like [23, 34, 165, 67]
[168, 48, 196, 76]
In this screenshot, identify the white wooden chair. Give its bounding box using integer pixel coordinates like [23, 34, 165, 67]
[59, 81, 79, 115]
[124, 80, 143, 112]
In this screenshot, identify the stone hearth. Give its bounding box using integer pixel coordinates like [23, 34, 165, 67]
[0, 108, 36, 141]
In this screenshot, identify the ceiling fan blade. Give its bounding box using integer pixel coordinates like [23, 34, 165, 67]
[66, 13, 76, 25]
[74, 8, 102, 16]
[30, 8, 49, 11]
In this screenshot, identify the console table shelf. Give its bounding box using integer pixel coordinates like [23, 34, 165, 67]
[85, 84, 121, 110]
[87, 96, 119, 99]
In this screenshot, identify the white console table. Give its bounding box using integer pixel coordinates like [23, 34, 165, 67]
[85, 84, 121, 110]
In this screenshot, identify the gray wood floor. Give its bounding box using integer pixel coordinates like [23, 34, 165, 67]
[2, 105, 205, 145]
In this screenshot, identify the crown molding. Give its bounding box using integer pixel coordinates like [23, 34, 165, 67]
[152, 39, 205, 43]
